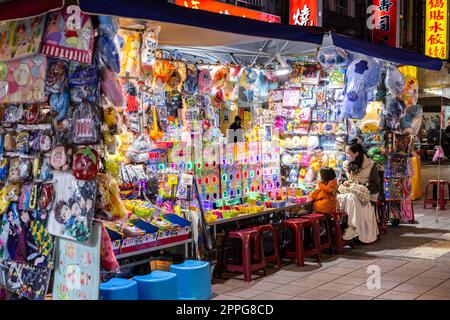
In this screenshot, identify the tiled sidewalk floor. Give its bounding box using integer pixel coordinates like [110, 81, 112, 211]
[212, 201, 450, 300]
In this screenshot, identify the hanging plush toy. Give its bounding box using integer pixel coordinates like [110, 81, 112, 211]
[317, 47, 349, 69]
[342, 55, 381, 119]
[384, 95, 405, 131]
[402, 76, 419, 107]
[141, 26, 161, 69]
[98, 16, 121, 73]
[400, 104, 423, 136]
[385, 65, 405, 98]
[152, 59, 176, 92]
[198, 68, 212, 94]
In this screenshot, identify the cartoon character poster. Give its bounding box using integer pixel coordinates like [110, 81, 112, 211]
[1, 205, 55, 268]
[5, 260, 52, 300]
[52, 222, 101, 300]
[47, 171, 96, 242]
[0, 54, 47, 104]
[0, 16, 46, 62]
[40, 5, 95, 64]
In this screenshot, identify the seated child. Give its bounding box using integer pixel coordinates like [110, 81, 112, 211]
[309, 167, 338, 214]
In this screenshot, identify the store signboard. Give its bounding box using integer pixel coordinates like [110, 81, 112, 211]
[367, 0, 398, 47]
[289, 0, 320, 26]
[425, 0, 448, 59]
[174, 0, 281, 23]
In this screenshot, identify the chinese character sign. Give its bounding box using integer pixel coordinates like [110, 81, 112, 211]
[289, 0, 319, 26]
[368, 0, 398, 47]
[425, 0, 448, 59]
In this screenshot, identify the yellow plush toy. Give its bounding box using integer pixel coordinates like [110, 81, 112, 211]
[328, 154, 337, 169]
[309, 155, 322, 172]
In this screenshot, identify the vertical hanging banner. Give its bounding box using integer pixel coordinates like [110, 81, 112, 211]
[425, 0, 448, 59]
[289, 0, 319, 26]
[367, 0, 398, 47]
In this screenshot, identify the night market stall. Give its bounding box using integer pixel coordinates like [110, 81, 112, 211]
[0, 0, 444, 300]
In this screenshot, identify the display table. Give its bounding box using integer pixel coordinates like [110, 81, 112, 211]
[208, 202, 312, 239]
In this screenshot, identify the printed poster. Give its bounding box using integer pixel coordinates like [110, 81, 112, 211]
[0, 16, 46, 62]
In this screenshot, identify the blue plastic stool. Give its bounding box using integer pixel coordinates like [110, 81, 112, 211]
[170, 260, 212, 300]
[133, 271, 178, 300]
[99, 278, 138, 300]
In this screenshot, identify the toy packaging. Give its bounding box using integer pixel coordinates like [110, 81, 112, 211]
[5, 260, 52, 300]
[40, 5, 95, 64]
[47, 171, 96, 242]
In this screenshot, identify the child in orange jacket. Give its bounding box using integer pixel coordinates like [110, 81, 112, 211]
[310, 167, 338, 213]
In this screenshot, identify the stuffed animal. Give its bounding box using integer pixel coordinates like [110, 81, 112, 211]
[385, 65, 405, 98]
[402, 76, 419, 107]
[400, 104, 423, 136]
[342, 55, 381, 119]
[385, 95, 405, 130]
[318, 46, 349, 69]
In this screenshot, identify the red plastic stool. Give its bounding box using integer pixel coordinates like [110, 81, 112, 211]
[424, 180, 450, 210]
[321, 212, 354, 254]
[279, 218, 321, 267]
[221, 228, 266, 282]
[251, 224, 281, 268]
[302, 213, 333, 257]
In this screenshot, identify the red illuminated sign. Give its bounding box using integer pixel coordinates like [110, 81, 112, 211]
[289, 0, 319, 26]
[175, 0, 281, 23]
[368, 0, 398, 47]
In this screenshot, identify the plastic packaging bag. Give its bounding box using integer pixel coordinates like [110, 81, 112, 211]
[101, 67, 125, 106]
[69, 101, 101, 145]
[98, 16, 121, 73]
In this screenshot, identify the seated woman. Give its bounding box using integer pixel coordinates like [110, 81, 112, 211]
[310, 167, 338, 214]
[338, 140, 380, 243]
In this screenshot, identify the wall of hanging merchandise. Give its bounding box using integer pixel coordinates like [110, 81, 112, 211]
[276, 62, 348, 197]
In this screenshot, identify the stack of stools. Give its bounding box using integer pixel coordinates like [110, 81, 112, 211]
[99, 278, 139, 300]
[279, 218, 321, 267]
[424, 180, 450, 210]
[321, 212, 354, 254]
[170, 260, 212, 299]
[250, 224, 281, 268]
[221, 228, 266, 282]
[133, 270, 178, 300]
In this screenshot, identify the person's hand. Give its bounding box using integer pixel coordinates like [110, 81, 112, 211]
[343, 181, 351, 187]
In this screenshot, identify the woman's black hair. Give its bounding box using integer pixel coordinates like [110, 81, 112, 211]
[319, 167, 336, 184]
[53, 200, 68, 224]
[347, 139, 366, 174]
